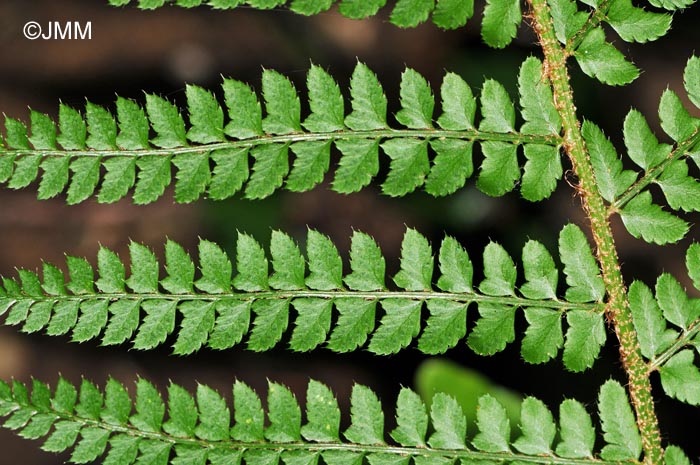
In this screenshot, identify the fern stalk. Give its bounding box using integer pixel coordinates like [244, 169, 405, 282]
[612, 127, 700, 210]
[564, 0, 611, 52]
[648, 319, 700, 371]
[1, 129, 558, 159]
[527, 0, 663, 463]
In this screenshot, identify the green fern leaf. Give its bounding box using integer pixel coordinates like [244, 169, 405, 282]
[0, 376, 654, 465]
[248, 299, 290, 351]
[656, 160, 700, 212]
[559, 224, 605, 303]
[563, 310, 606, 372]
[209, 148, 249, 199]
[337, 0, 385, 19]
[659, 350, 700, 405]
[428, 393, 466, 449]
[231, 381, 264, 442]
[29, 111, 57, 150]
[327, 298, 376, 352]
[394, 228, 433, 291]
[623, 109, 671, 170]
[665, 446, 692, 465]
[163, 383, 197, 437]
[196, 384, 230, 441]
[548, 0, 587, 43]
[659, 89, 700, 142]
[472, 394, 510, 452]
[521, 308, 563, 364]
[289, 298, 332, 351]
[344, 231, 385, 291]
[418, 300, 468, 354]
[86, 102, 118, 150]
[196, 240, 232, 294]
[344, 385, 384, 445]
[606, 0, 671, 43]
[262, 70, 301, 135]
[396, 68, 434, 129]
[436, 235, 473, 293]
[58, 104, 87, 150]
[290, 0, 333, 15]
[687, 243, 700, 290]
[306, 230, 343, 291]
[574, 29, 639, 85]
[391, 388, 427, 447]
[345, 63, 387, 131]
[481, 0, 521, 48]
[133, 300, 176, 350]
[146, 94, 187, 149]
[556, 399, 595, 458]
[628, 281, 677, 359]
[598, 380, 642, 461]
[116, 97, 150, 150]
[38, 157, 69, 200]
[0, 63, 563, 204]
[301, 380, 340, 443]
[684, 56, 700, 109]
[208, 300, 250, 350]
[245, 144, 289, 199]
[133, 155, 171, 204]
[477, 141, 519, 197]
[513, 397, 555, 455]
[304, 65, 344, 133]
[130, 378, 165, 433]
[582, 121, 637, 202]
[432, 0, 474, 29]
[390, 0, 433, 28]
[480, 242, 516, 296]
[368, 299, 422, 354]
[467, 303, 516, 355]
[233, 233, 269, 291]
[655, 273, 700, 330]
[223, 79, 263, 139]
[521, 240, 558, 300]
[0, 227, 603, 367]
[186, 84, 225, 144]
[173, 301, 216, 355]
[619, 191, 689, 244]
[173, 153, 211, 203]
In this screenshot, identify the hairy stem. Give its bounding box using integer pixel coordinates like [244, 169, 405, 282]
[0, 129, 560, 159]
[565, 0, 611, 52]
[649, 319, 700, 371]
[527, 0, 663, 463]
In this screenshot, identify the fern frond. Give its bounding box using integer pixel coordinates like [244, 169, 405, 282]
[108, 0, 522, 44]
[0, 225, 607, 371]
[564, 56, 700, 245]
[627, 242, 700, 405]
[0, 60, 564, 205]
[0, 375, 655, 465]
[546, 0, 674, 85]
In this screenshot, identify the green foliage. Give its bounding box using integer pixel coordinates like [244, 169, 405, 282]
[109, 0, 489, 32]
[0, 61, 563, 204]
[0, 226, 606, 370]
[575, 56, 700, 245]
[0, 376, 642, 465]
[628, 243, 700, 405]
[4, 0, 700, 464]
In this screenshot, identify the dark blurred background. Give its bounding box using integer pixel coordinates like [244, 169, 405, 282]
[0, 1, 699, 463]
